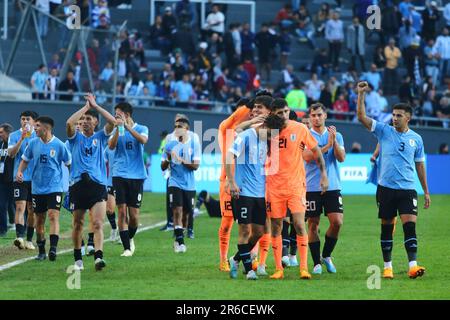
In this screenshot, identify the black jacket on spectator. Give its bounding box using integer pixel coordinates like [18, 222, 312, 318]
[162, 14, 177, 38]
[319, 89, 333, 110]
[172, 29, 196, 58]
[223, 31, 238, 68]
[398, 82, 417, 103]
[0, 140, 14, 183]
[58, 79, 79, 101]
[422, 8, 440, 40]
[255, 31, 274, 63]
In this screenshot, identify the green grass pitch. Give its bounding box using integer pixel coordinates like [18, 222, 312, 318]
[0, 193, 449, 300]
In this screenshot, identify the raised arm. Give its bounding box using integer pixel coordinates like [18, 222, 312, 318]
[415, 162, 431, 209]
[356, 81, 374, 130]
[66, 103, 90, 138]
[125, 122, 148, 145]
[330, 127, 345, 162]
[85, 94, 116, 135]
[7, 130, 27, 158]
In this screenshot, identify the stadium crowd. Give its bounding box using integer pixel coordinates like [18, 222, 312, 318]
[21, 0, 450, 127]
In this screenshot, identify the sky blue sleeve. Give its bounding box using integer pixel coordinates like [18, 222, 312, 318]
[22, 140, 33, 162]
[62, 142, 72, 165]
[229, 133, 245, 158]
[8, 131, 19, 147]
[370, 120, 387, 140]
[336, 132, 345, 149]
[139, 125, 149, 138]
[414, 137, 425, 162]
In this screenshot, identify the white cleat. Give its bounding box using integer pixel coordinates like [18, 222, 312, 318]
[246, 270, 258, 280]
[24, 241, 35, 250]
[193, 208, 200, 218]
[174, 242, 181, 253]
[86, 245, 95, 256]
[281, 255, 290, 268]
[74, 260, 84, 271]
[109, 229, 118, 241]
[130, 239, 135, 254]
[289, 254, 299, 267]
[121, 249, 133, 257]
[312, 264, 323, 275]
[179, 244, 187, 253]
[256, 265, 268, 276]
[14, 237, 25, 250]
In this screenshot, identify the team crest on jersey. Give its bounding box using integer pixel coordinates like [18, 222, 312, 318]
[93, 139, 98, 146]
[409, 139, 416, 147]
[50, 149, 56, 158]
[290, 134, 297, 141]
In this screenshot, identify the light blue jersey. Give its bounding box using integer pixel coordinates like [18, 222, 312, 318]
[22, 136, 71, 194]
[8, 129, 37, 182]
[229, 128, 267, 198]
[111, 123, 148, 179]
[162, 137, 201, 191]
[306, 128, 344, 192]
[105, 147, 115, 187]
[68, 129, 110, 186]
[371, 120, 425, 190]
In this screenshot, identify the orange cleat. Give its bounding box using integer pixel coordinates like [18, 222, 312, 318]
[300, 269, 312, 279]
[219, 260, 230, 272]
[408, 266, 425, 279]
[383, 267, 394, 279]
[270, 269, 284, 279]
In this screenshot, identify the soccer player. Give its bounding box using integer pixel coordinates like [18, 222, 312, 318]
[8, 111, 38, 250]
[226, 113, 285, 280]
[17, 116, 71, 261]
[217, 98, 253, 271]
[303, 103, 345, 274]
[357, 81, 430, 279]
[194, 191, 221, 218]
[109, 102, 148, 257]
[267, 98, 328, 280]
[66, 94, 116, 271]
[161, 118, 201, 253]
[105, 147, 119, 242]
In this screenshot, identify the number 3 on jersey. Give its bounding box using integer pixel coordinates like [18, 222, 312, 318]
[399, 142, 405, 152]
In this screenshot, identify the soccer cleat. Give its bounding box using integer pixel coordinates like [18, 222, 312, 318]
[173, 241, 184, 253]
[187, 229, 195, 239]
[130, 239, 136, 254]
[160, 223, 174, 232]
[94, 258, 106, 271]
[312, 264, 322, 275]
[408, 266, 425, 279]
[289, 254, 299, 267]
[35, 253, 46, 261]
[256, 265, 268, 276]
[246, 270, 258, 280]
[74, 260, 84, 271]
[48, 249, 57, 261]
[14, 237, 25, 250]
[281, 255, 290, 268]
[322, 257, 337, 273]
[270, 269, 284, 279]
[193, 208, 200, 218]
[229, 257, 239, 279]
[179, 244, 187, 253]
[219, 260, 230, 272]
[251, 257, 259, 271]
[81, 246, 86, 256]
[86, 245, 95, 256]
[24, 241, 35, 250]
[109, 229, 118, 241]
[120, 249, 133, 257]
[383, 267, 394, 279]
[300, 269, 312, 279]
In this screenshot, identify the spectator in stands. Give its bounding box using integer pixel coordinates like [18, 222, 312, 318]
[305, 73, 324, 103]
[223, 23, 241, 72]
[233, 63, 249, 93]
[422, 1, 440, 40]
[131, 32, 146, 71]
[404, 35, 423, 82]
[117, 52, 129, 83]
[346, 81, 358, 113]
[373, 46, 386, 70]
[433, 27, 450, 85]
[36, 0, 50, 38]
[279, 27, 291, 68]
[240, 22, 255, 62]
[175, 0, 196, 30]
[346, 16, 366, 72]
[365, 84, 382, 121]
[162, 6, 177, 38]
[424, 38, 440, 85]
[99, 61, 114, 92]
[31, 64, 48, 100]
[409, 6, 423, 36]
[150, 15, 171, 55]
[46, 67, 59, 101]
[207, 33, 224, 59]
[173, 24, 196, 62]
[58, 70, 79, 101]
[195, 42, 212, 77]
[203, 4, 225, 36]
[341, 66, 358, 84]
[48, 53, 62, 72]
[319, 82, 332, 110]
[77, 0, 89, 25]
[398, 0, 413, 21]
[439, 143, 449, 154]
[436, 93, 450, 128]
[286, 81, 308, 112]
[91, 0, 110, 29]
[422, 88, 438, 117]
[55, 0, 76, 52]
[243, 58, 256, 92]
[172, 54, 186, 81]
[144, 72, 157, 96]
[125, 74, 144, 106]
[398, 75, 417, 104]
[384, 38, 402, 95]
[158, 78, 175, 102]
[138, 87, 151, 108]
[445, 2, 450, 27]
[333, 93, 349, 120]
[399, 19, 417, 51]
[314, 2, 330, 37]
[312, 48, 331, 78]
[351, 142, 362, 153]
[174, 73, 194, 106]
[381, 4, 400, 45]
[160, 63, 173, 83]
[278, 64, 298, 95]
[325, 10, 344, 71]
[361, 64, 382, 92]
[255, 23, 274, 81]
[274, 3, 295, 29]
[93, 82, 107, 105]
[87, 38, 100, 77]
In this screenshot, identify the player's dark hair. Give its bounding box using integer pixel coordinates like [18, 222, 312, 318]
[20, 110, 39, 120]
[254, 95, 273, 110]
[85, 109, 99, 121]
[289, 110, 298, 121]
[236, 97, 251, 109]
[392, 103, 413, 116]
[36, 116, 54, 128]
[255, 89, 273, 98]
[270, 98, 288, 111]
[175, 118, 190, 127]
[309, 103, 327, 113]
[264, 113, 285, 131]
[0, 123, 13, 133]
[114, 102, 133, 116]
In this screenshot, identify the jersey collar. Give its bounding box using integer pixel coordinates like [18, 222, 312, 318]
[311, 127, 327, 136]
[40, 135, 55, 144]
